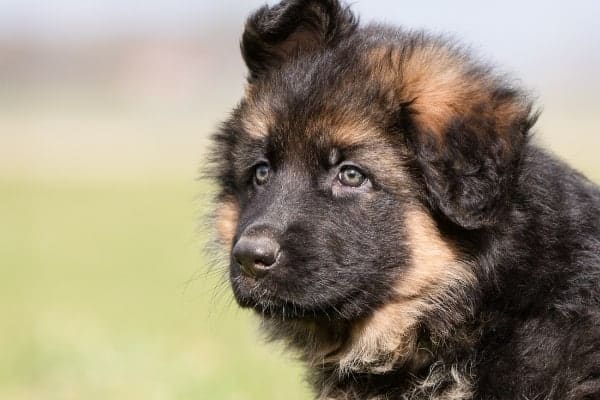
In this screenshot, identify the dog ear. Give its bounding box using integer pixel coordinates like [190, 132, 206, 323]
[241, 0, 357, 81]
[404, 87, 537, 230]
[365, 40, 538, 229]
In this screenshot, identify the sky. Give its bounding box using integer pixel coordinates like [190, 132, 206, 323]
[1, 1, 598, 79]
[1, 1, 599, 42]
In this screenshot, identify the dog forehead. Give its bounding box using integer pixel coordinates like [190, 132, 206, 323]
[240, 91, 380, 152]
[242, 107, 382, 162]
[240, 52, 375, 136]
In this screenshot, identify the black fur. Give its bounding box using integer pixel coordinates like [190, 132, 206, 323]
[209, 1, 600, 398]
[241, 0, 357, 80]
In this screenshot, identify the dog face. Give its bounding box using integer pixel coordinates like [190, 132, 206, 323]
[210, 0, 536, 368]
[223, 67, 416, 320]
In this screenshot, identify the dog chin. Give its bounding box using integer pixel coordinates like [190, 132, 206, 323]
[232, 286, 337, 321]
[253, 302, 312, 320]
[235, 293, 314, 320]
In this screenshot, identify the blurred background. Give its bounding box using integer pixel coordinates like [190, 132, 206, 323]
[0, 1, 598, 399]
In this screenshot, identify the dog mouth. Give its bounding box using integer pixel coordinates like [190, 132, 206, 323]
[233, 285, 329, 319]
[245, 297, 334, 320]
[231, 276, 366, 321]
[257, 303, 308, 319]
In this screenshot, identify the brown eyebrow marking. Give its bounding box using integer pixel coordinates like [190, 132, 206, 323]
[240, 94, 274, 139]
[329, 119, 377, 147]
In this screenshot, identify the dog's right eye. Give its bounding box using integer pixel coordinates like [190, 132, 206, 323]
[338, 166, 367, 188]
[254, 163, 270, 186]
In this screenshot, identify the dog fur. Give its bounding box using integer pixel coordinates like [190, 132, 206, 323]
[208, 1, 600, 398]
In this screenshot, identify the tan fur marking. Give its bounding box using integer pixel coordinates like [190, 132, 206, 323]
[324, 208, 475, 374]
[365, 45, 499, 138]
[330, 300, 420, 373]
[327, 117, 376, 147]
[399, 45, 481, 136]
[241, 97, 273, 138]
[215, 199, 239, 249]
[398, 208, 465, 297]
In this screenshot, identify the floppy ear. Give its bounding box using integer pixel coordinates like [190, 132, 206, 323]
[241, 0, 357, 81]
[405, 87, 537, 230]
[365, 39, 538, 229]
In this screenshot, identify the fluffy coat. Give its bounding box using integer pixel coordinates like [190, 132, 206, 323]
[209, 1, 600, 398]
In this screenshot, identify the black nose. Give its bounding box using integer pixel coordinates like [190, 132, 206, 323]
[232, 235, 280, 278]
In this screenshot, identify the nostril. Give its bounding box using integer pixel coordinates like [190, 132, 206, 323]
[232, 235, 280, 278]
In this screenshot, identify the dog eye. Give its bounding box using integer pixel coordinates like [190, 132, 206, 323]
[254, 163, 270, 185]
[338, 166, 366, 187]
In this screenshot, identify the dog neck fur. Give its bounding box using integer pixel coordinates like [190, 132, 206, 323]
[261, 207, 477, 397]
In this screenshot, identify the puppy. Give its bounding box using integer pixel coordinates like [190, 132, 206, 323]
[209, 1, 600, 398]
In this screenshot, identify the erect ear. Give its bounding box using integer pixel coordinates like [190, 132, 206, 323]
[241, 0, 357, 81]
[404, 85, 537, 229]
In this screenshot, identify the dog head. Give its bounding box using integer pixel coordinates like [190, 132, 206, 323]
[210, 0, 536, 370]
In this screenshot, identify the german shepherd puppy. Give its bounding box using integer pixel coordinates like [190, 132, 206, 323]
[209, 1, 600, 398]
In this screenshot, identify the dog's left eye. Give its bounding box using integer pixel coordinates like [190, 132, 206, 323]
[254, 163, 270, 185]
[338, 166, 367, 187]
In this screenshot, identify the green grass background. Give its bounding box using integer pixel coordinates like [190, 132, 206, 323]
[0, 177, 311, 400]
